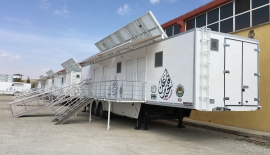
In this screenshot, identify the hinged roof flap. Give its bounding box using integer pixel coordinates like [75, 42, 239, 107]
[95, 11, 167, 53]
[46, 70, 55, 77]
[61, 58, 82, 73]
[82, 34, 163, 64]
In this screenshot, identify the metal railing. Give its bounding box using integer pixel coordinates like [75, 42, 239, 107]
[84, 80, 146, 101]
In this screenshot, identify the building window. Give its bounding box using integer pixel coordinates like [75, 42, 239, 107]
[62, 78, 64, 84]
[185, 0, 270, 33]
[155, 51, 163, 67]
[186, 18, 195, 30]
[252, 5, 270, 26]
[220, 18, 233, 33]
[165, 26, 173, 37]
[173, 24, 180, 35]
[196, 13, 206, 28]
[252, 0, 269, 9]
[235, 12, 250, 31]
[117, 62, 121, 73]
[235, 0, 250, 15]
[76, 74, 80, 78]
[208, 23, 219, 32]
[165, 24, 181, 37]
[208, 8, 219, 24]
[166, 26, 173, 37]
[220, 2, 233, 20]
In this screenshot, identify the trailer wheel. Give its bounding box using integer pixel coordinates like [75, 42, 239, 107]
[98, 103, 105, 118]
[92, 102, 97, 116]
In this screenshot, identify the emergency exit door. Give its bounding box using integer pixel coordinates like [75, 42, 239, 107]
[224, 39, 259, 106]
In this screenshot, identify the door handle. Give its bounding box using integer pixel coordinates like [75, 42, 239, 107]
[223, 70, 230, 74]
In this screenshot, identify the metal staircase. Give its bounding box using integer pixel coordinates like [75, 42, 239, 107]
[50, 82, 93, 125]
[8, 84, 84, 118]
[199, 27, 211, 110]
[54, 98, 93, 125]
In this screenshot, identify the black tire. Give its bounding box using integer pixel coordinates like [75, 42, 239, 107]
[98, 103, 105, 118]
[92, 102, 97, 116]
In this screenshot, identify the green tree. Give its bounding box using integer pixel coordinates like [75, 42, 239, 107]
[27, 76, 30, 83]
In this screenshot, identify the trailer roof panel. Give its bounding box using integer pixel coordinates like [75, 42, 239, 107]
[95, 11, 167, 53]
[61, 58, 82, 73]
[46, 70, 55, 77]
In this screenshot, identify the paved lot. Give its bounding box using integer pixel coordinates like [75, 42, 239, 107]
[0, 95, 269, 155]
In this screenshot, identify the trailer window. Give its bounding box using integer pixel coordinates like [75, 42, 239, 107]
[117, 62, 121, 73]
[210, 38, 219, 51]
[155, 51, 163, 67]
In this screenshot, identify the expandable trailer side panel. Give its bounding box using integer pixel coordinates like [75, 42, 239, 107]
[81, 65, 92, 81]
[53, 75, 63, 87]
[145, 31, 195, 109]
[65, 71, 81, 85]
[45, 79, 52, 88]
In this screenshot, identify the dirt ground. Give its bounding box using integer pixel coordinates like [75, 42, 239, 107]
[0, 95, 269, 155]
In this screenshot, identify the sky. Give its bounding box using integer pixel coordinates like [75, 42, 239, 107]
[0, 0, 212, 79]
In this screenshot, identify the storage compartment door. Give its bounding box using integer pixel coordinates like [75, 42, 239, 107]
[126, 60, 133, 99]
[224, 39, 242, 106]
[137, 57, 145, 100]
[242, 42, 259, 106]
[102, 67, 108, 97]
[93, 68, 99, 96]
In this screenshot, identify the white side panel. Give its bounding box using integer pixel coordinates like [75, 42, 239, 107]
[122, 103, 141, 119]
[66, 73, 71, 86]
[242, 42, 259, 106]
[126, 60, 133, 99]
[137, 57, 145, 100]
[103, 67, 108, 80]
[112, 102, 123, 116]
[45, 79, 52, 88]
[0, 82, 13, 91]
[194, 30, 225, 110]
[71, 72, 76, 85]
[94, 69, 99, 82]
[224, 39, 242, 105]
[82, 65, 92, 80]
[146, 31, 195, 108]
[54, 76, 63, 87]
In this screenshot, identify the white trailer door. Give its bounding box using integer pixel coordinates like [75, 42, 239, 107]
[242, 42, 259, 106]
[126, 60, 133, 99]
[224, 39, 242, 106]
[137, 57, 145, 100]
[94, 68, 99, 81]
[224, 39, 259, 106]
[94, 68, 99, 96]
[102, 67, 108, 97]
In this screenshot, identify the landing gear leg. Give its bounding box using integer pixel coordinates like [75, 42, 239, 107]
[177, 109, 185, 128]
[134, 104, 148, 130]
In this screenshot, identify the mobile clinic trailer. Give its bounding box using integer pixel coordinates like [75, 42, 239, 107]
[81, 11, 260, 130]
[61, 58, 82, 87]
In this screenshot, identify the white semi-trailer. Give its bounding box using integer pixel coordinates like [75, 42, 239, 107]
[81, 12, 260, 130]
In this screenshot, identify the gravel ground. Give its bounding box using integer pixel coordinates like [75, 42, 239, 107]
[0, 95, 269, 155]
